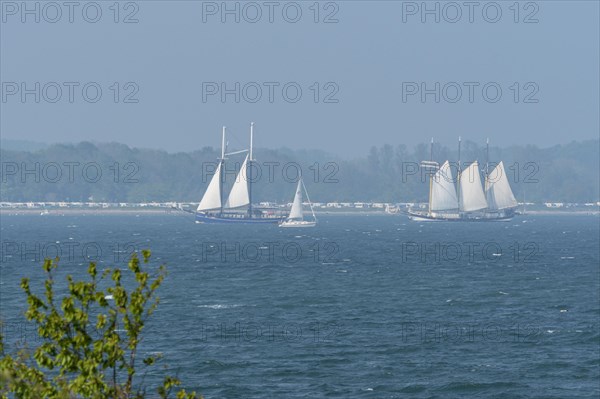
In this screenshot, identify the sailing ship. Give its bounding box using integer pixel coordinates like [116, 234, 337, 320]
[279, 178, 317, 228]
[407, 138, 518, 222]
[195, 123, 285, 224]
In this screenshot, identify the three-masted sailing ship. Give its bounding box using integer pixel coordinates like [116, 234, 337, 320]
[195, 123, 285, 224]
[407, 138, 518, 222]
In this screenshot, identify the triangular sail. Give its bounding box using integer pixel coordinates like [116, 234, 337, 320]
[197, 163, 222, 211]
[459, 161, 488, 212]
[288, 180, 304, 220]
[302, 179, 317, 222]
[430, 161, 458, 211]
[225, 155, 250, 209]
[486, 161, 518, 210]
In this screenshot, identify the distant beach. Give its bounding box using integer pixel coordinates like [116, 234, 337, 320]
[1, 208, 597, 216]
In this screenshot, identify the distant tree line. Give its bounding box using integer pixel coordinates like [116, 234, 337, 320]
[1, 140, 598, 203]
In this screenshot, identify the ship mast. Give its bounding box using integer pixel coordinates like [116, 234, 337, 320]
[248, 122, 254, 218]
[430, 137, 434, 161]
[219, 126, 226, 216]
[418, 138, 439, 215]
[428, 137, 433, 214]
[485, 138, 489, 179]
[457, 136, 462, 212]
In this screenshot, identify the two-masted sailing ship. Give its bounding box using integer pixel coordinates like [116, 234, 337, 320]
[195, 123, 285, 224]
[407, 138, 518, 222]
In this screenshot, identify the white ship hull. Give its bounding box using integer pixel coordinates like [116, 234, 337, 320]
[279, 220, 317, 228]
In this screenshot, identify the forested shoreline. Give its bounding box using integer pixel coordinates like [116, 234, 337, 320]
[1, 140, 598, 203]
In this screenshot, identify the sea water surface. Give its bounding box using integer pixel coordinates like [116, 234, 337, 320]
[1, 213, 599, 398]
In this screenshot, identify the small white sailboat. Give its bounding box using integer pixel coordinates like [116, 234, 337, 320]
[279, 178, 317, 228]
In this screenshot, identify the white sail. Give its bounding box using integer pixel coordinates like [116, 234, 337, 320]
[197, 163, 222, 211]
[430, 160, 458, 211]
[459, 161, 488, 212]
[288, 180, 304, 220]
[225, 155, 250, 209]
[486, 161, 518, 210]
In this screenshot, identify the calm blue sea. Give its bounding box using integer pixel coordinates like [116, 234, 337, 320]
[1, 213, 599, 398]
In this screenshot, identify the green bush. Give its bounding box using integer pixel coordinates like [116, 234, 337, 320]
[0, 251, 200, 399]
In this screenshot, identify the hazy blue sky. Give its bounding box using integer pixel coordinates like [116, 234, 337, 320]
[1, 1, 598, 156]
